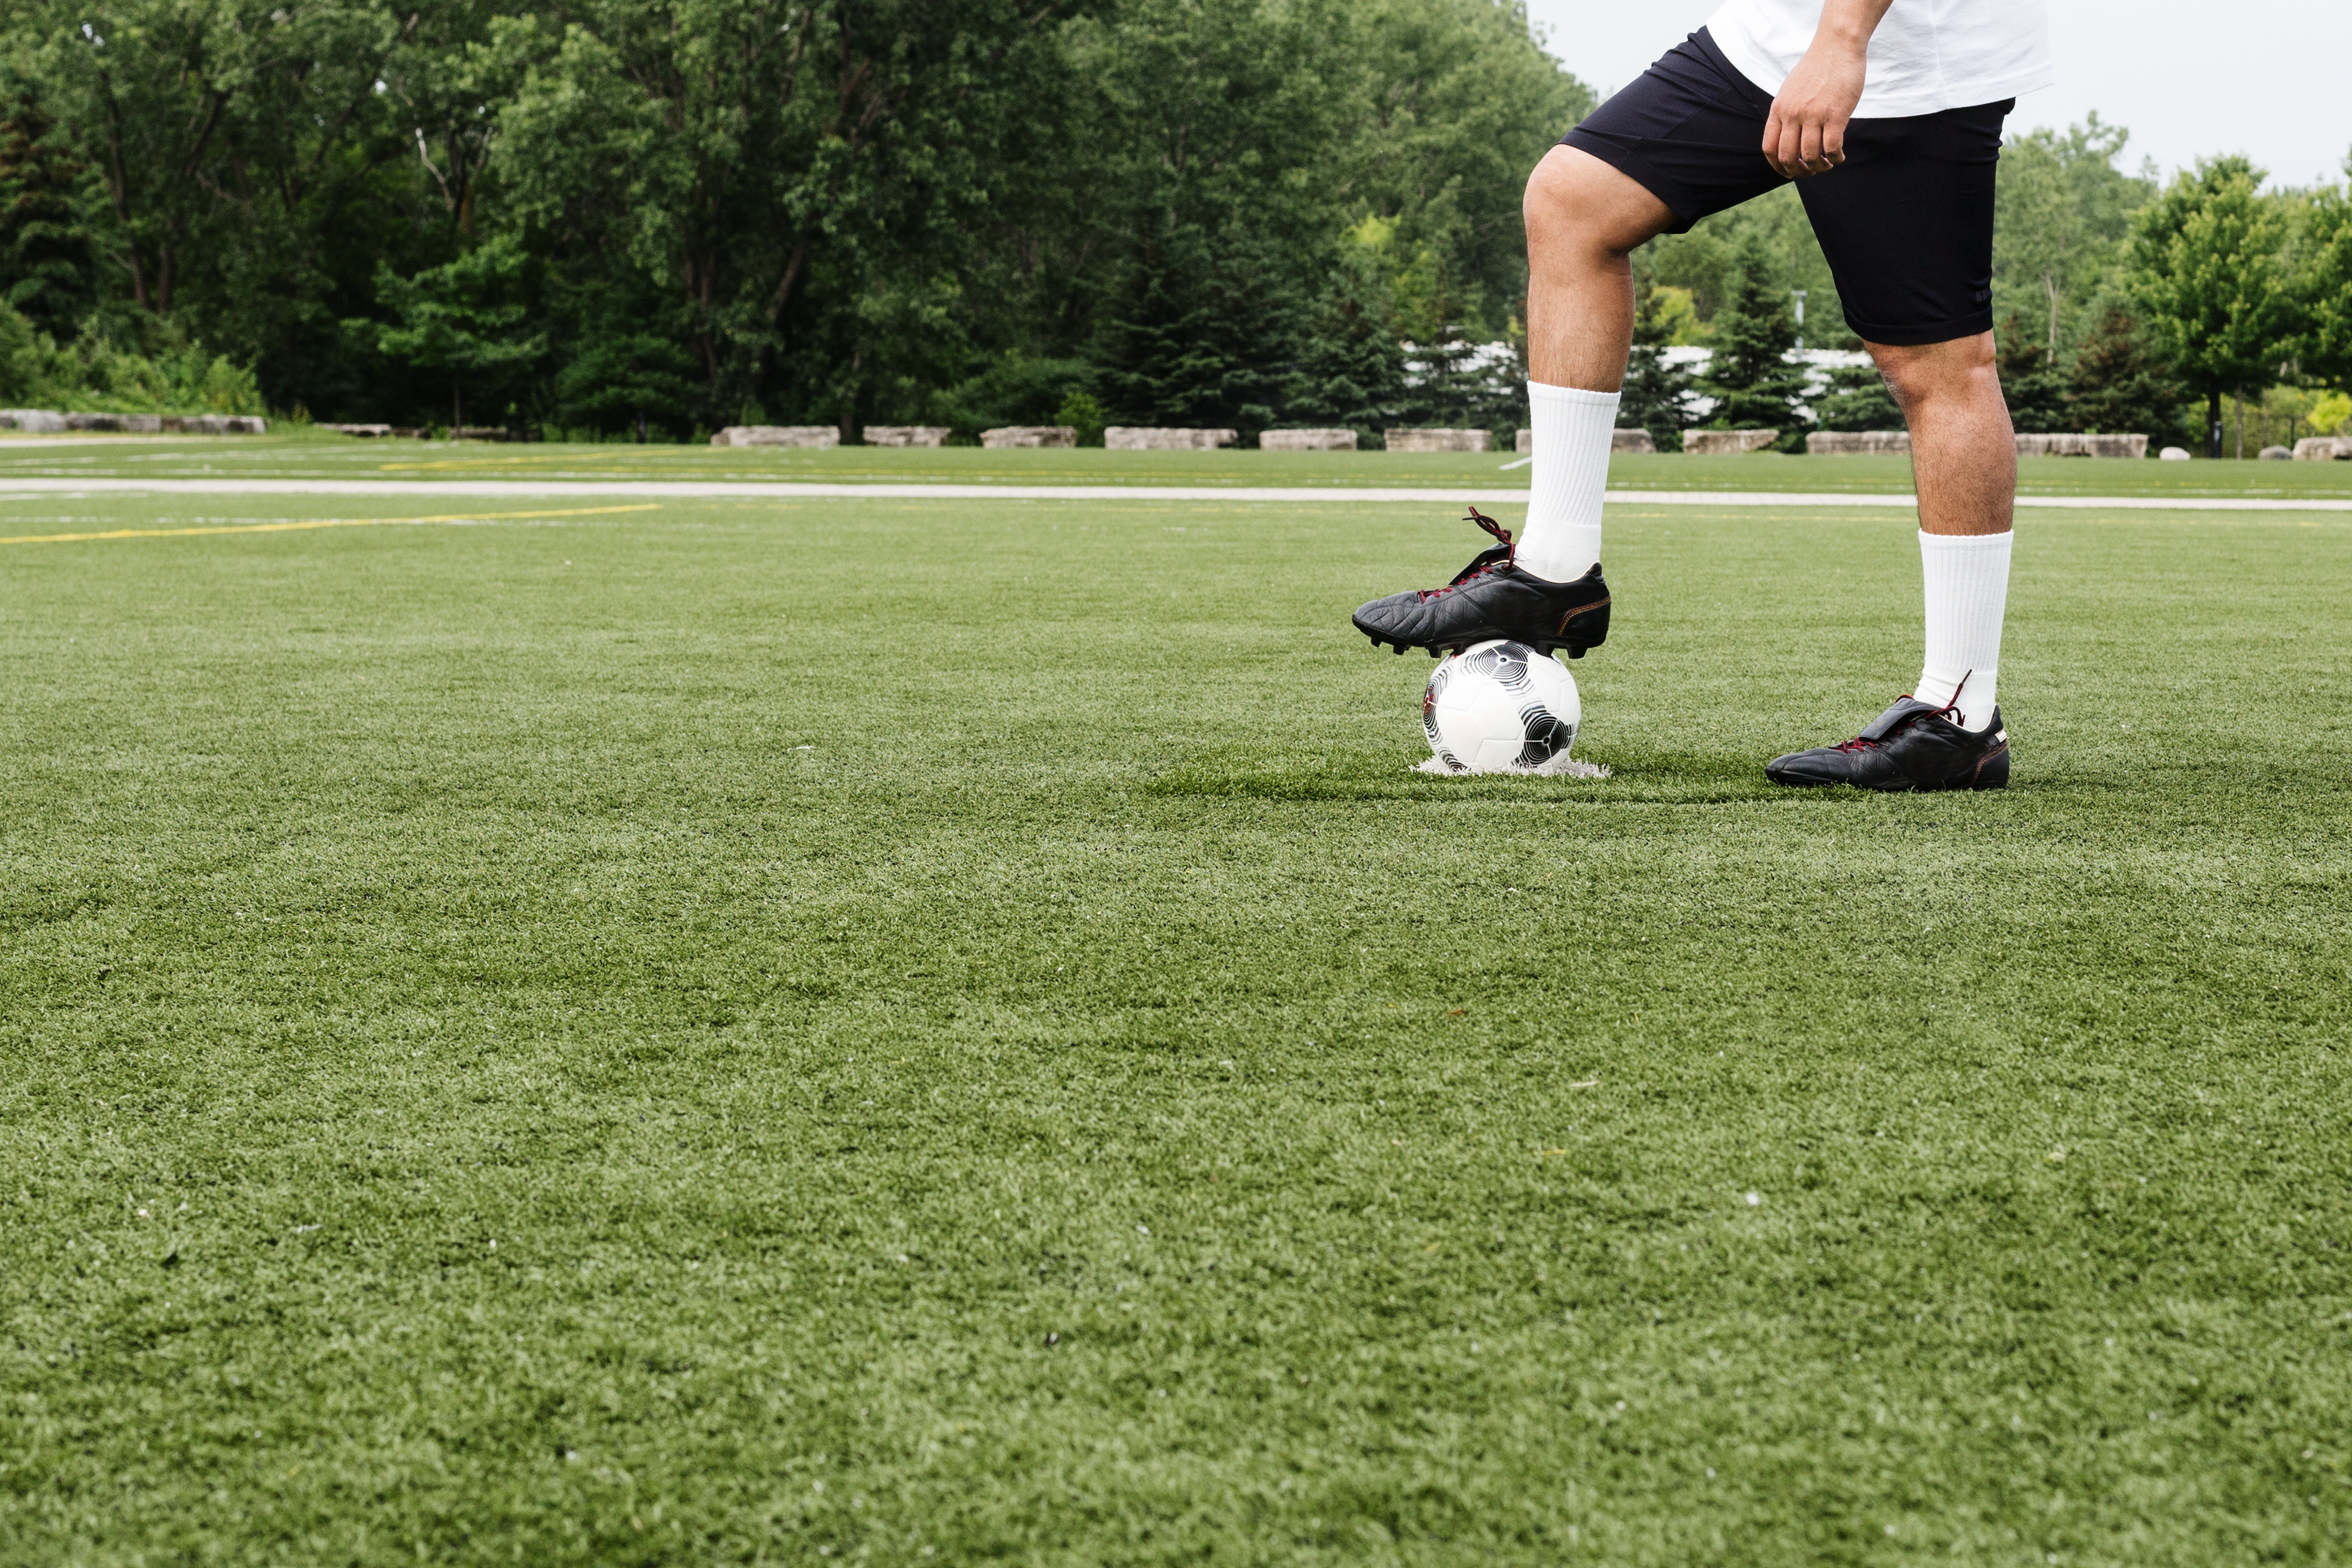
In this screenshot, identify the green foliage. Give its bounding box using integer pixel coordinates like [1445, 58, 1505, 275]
[1095, 223, 1298, 432]
[1810, 362, 1903, 432]
[2065, 305, 2189, 445]
[0, 93, 95, 338]
[364, 236, 546, 430]
[1992, 115, 2154, 356]
[1644, 185, 1848, 350]
[936, 354, 1097, 441]
[2129, 157, 2298, 448]
[1619, 267, 1695, 450]
[1994, 316, 2073, 432]
[0, 0, 1592, 431]
[1696, 234, 1809, 442]
[1283, 234, 1408, 437]
[1054, 389, 1107, 446]
[2299, 181, 2352, 389]
[0, 303, 264, 412]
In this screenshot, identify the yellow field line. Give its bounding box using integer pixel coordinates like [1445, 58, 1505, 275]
[0, 503, 659, 546]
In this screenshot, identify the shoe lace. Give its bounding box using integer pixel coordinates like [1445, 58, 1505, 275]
[1416, 507, 1515, 601]
[1833, 672, 1971, 751]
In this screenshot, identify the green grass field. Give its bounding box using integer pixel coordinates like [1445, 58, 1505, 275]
[3, 486, 2349, 1565]
[6, 430, 2352, 499]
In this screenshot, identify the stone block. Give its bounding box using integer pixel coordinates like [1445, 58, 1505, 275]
[162, 414, 269, 434]
[980, 425, 1076, 448]
[1807, 430, 1911, 455]
[2013, 432, 2147, 458]
[1384, 428, 1490, 453]
[2259, 445, 2293, 460]
[2292, 436, 2352, 460]
[0, 409, 67, 432]
[862, 425, 951, 447]
[711, 424, 840, 448]
[319, 423, 395, 438]
[2160, 447, 2191, 460]
[1521, 428, 1657, 454]
[64, 412, 163, 433]
[1104, 426, 1238, 450]
[1684, 428, 1778, 455]
[1259, 429, 1358, 451]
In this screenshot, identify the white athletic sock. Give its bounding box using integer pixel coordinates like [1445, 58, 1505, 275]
[1914, 529, 2012, 732]
[1515, 381, 1617, 583]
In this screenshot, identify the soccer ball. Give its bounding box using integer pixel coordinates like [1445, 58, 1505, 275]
[1421, 639, 1581, 773]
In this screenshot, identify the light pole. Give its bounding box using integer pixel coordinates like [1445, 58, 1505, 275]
[1792, 289, 1807, 354]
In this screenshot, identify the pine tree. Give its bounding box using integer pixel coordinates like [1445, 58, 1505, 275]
[1284, 243, 1406, 438]
[1811, 362, 1904, 432]
[1993, 313, 2071, 432]
[0, 97, 94, 340]
[1095, 223, 1297, 434]
[1695, 233, 1808, 440]
[2067, 305, 2188, 446]
[1620, 270, 1695, 450]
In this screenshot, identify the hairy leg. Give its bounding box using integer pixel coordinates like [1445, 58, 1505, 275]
[1870, 333, 2014, 536]
[1523, 146, 1677, 391]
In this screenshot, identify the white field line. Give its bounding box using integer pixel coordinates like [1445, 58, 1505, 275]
[0, 476, 2344, 511]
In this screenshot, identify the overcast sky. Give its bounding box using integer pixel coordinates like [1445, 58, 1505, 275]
[1522, 0, 2352, 189]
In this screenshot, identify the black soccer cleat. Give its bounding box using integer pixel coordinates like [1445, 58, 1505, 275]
[1352, 507, 1611, 659]
[1764, 695, 2011, 792]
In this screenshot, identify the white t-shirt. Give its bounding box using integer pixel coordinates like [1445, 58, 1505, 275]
[1704, 0, 2053, 118]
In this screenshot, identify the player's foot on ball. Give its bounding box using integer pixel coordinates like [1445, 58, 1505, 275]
[1764, 695, 2010, 791]
[1352, 507, 1611, 659]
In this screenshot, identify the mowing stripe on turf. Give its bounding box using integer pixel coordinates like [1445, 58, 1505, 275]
[0, 503, 660, 546]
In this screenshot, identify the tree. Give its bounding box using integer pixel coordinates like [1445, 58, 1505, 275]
[2066, 305, 2187, 446]
[365, 235, 544, 431]
[1696, 232, 1808, 441]
[0, 95, 96, 339]
[1994, 315, 2071, 432]
[1619, 267, 1695, 449]
[1285, 237, 1407, 437]
[2298, 175, 2352, 391]
[2127, 157, 2297, 457]
[1812, 362, 1903, 432]
[1992, 115, 2152, 356]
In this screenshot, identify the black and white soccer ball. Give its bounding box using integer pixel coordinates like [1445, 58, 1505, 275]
[1421, 638, 1582, 773]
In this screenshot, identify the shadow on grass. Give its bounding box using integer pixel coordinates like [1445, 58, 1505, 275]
[1141, 742, 1808, 805]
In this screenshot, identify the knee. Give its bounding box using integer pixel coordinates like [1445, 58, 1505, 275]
[1523, 147, 1653, 261]
[1869, 333, 1999, 411]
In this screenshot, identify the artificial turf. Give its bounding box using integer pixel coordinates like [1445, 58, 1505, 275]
[5, 431, 2352, 500]
[2, 489, 2348, 1565]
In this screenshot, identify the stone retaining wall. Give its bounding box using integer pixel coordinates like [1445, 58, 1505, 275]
[1684, 429, 1778, 455]
[981, 426, 1076, 448]
[2014, 432, 2146, 458]
[1259, 429, 1357, 451]
[2293, 436, 2352, 460]
[862, 425, 950, 447]
[1808, 430, 1911, 455]
[1, 409, 267, 434]
[1105, 426, 1238, 450]
[712, 425, 839, 448]
[1511, 428, 1656, 454]
[1385, 428, 1489, 453]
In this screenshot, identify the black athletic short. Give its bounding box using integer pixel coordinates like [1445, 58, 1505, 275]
[1560, 28, 2009, 346]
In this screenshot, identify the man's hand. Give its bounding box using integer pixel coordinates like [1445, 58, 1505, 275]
[1761, 0, 1894, 178]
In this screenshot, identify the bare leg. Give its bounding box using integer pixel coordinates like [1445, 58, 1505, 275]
[1870, 333, 2013, 536]
[1523, 146, 1678, 390]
